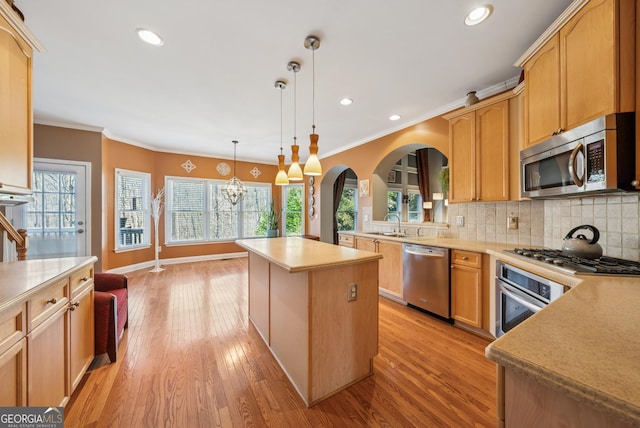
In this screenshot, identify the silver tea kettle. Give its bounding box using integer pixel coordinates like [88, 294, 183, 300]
[561, 225, 603, 259]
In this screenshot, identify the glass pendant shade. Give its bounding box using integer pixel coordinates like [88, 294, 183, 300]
[303, 132, 322, 176]
[275, 154, 290, 185]
[287, 144, 303, 181]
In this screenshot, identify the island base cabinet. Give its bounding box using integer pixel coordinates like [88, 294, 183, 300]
[0, 338, 27, 406]
[268, 260, 379, 406]
[27, 306, 69, 407]
[503, 367, 635, 428]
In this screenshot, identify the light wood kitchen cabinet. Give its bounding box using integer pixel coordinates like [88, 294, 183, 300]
[0, 257, 96, 407]
[338, 233, 355, 248]
[0, 5, 42, 195]
[445, 97, 510, 203]
[69, 280, 94, 391]
[521, 0, 635, 147]
[0, 302, 27, 406]
[28, 304, 69, 407]
[355, 237, 403, 298]
[450, 250, 482, 328]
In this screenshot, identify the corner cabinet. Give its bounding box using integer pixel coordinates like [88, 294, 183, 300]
[520, 0, 635, 147]
[445, 95, 511, 203]
[0, 4, 43, 195]
[355, 237, 403, 298]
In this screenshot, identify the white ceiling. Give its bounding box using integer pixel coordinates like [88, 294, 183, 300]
[16, 0, 573, 164]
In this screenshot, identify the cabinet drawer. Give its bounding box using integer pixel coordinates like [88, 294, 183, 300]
[338, 234, 355, 247]
[28, 278, 68, 330]
[451, 250, 481, 268]
[70, 265, 93, 296]
[0, 303, 26, 355]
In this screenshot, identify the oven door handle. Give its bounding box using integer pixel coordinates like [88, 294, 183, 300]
[499, 282, 545, 314]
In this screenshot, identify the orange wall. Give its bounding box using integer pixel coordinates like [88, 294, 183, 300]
[306, 116, 450, 237]
[101, 135, 279, 270]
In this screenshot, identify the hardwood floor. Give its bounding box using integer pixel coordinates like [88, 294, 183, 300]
[65, 258, 497, 427]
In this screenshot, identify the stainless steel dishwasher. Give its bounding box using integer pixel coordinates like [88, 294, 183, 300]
[402, 243, 451, 320]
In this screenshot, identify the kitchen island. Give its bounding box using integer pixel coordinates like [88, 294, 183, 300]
[235, 237, 382, 407]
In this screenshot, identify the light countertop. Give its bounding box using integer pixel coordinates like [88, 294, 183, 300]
[236, 237, 382, 273]
[486, 251, 640, 425]
[0, 256, 98, 312]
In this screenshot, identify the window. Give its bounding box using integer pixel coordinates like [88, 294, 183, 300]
[386, 152, 423, 223]
[282, 184, 304, 236]
[165, 176, 271, 243]
[115, 169, 151, 250]
[337, 184, 357, 231]
[28, 170, 77, 236]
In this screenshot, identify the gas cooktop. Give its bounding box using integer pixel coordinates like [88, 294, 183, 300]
[505, 248, 640, 275]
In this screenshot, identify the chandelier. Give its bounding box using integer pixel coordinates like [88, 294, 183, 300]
[221, 140, 246, 205]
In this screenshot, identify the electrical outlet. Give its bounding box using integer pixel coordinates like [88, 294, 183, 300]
[508, 216, 519, 230]
[456, 216, 465, 227]
[347, 283, 358, 302]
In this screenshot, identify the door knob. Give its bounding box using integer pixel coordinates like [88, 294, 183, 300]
[77, 229, 85, 234]
[78, 221, 84, 225]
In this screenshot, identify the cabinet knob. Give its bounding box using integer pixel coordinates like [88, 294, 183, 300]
[550, 131, 557, 136]
[69, 302, 80, 311]
[632, 180, 640, 187]
[81, 277, 90, 282]
[46, 298, 57, 305]
[462, 256, 469, 260]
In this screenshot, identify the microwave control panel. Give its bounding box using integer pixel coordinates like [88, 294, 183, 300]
[586, 140, 605, 183]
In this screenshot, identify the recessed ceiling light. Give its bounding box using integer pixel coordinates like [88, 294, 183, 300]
[389, 115, 400, 121]
[465, 5, 493, 26]
[340, 98, 353, 106]
[136, 28, 164, 46]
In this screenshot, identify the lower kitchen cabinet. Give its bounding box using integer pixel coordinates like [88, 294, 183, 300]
[28, 305, 68, 407]
[451, 250, 483, 328]
[0, 257, 96, 407]
[355, 237, 403, 298]
[338, 233, 355, 248]
[0, 301, 26, 406]
[69, 281, 94, 391]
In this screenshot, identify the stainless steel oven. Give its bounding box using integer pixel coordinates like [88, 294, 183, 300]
[495, 261, 565, 338]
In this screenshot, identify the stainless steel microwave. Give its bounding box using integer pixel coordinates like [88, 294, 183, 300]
[520, 113, 636, 198]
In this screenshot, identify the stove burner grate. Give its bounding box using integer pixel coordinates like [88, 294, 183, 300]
[509, 248, 640, 275]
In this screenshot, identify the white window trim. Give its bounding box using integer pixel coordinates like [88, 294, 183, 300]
[114, 168, 151, 252]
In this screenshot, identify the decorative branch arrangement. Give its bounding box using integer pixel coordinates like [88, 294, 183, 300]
[150, 187, 165, 272]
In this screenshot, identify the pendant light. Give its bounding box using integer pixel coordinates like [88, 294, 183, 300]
[221, 140, 246, 205]
[287, 61, 303, 181]
[274, 80, 289, 186]
[303, 35, 322, 176]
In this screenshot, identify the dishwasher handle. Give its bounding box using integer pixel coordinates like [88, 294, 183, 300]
[403, 247, 446, 258]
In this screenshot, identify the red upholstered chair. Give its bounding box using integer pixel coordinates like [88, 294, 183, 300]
[94, 273, 129, 363]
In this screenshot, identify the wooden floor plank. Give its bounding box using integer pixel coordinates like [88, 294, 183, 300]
[66, 258, 496, 427]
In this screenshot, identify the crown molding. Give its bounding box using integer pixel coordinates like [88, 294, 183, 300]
[514, 0, 589, 67]
[0, 2, 45, 51]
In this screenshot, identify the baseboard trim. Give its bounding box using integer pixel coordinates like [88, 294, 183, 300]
[106, 252, 248, 274]
[378, 289, 406, 305]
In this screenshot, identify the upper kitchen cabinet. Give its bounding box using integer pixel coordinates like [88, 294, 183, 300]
[520, 0, 635, 147]
[0, 4, 43, 195]
[444, 94, 512, 203]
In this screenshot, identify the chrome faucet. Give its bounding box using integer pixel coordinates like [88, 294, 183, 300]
[383, 213, 401, 237]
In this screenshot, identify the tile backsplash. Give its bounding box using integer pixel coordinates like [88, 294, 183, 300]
[445, 193, 640, 261]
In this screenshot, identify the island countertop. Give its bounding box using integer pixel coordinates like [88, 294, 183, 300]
[236, 237, 382, 273]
